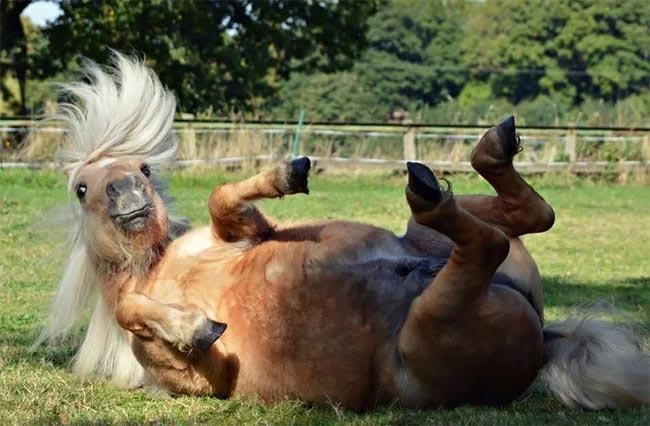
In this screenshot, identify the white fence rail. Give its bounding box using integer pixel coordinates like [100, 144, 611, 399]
[1, 119, 648, 174]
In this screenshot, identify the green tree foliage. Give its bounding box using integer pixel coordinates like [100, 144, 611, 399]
[42, 0, 377, 115]
[268, 71, 379, 122]
[4, 0, 649, 125]
[1, 0, 31, 114]
[269, 0, 466, 121]
[358, 0, 466, 112]
[462, 0, 650, 105]
[270, 0, 649, 125]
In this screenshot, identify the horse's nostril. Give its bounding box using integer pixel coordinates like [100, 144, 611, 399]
[106, 181, 118, 196]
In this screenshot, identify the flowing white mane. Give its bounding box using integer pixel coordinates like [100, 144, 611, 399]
[36, 53, 178, 388]
[55, 52, 177, 189]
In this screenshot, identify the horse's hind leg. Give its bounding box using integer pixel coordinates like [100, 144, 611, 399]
[401, 162, 509, 316]
[457, 116, 555, 237]
[209, 157, 310, 243]
[396, 163, 543, 406]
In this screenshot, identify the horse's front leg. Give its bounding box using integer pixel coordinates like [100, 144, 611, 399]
[115, 293, 226, 352]
[209, 157, 310, 243]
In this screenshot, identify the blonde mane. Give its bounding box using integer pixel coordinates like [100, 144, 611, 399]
[36, 52, 178, 387]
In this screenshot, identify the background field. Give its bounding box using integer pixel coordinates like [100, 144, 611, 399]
[0, 169, 648, 425]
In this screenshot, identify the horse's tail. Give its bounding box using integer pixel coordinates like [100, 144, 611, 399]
[541, 307, 650, 409]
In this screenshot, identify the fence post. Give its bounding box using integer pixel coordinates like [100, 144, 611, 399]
[180, 124, 197, 160]
[565, 125, 577, 162]
[643, 133, 650, 162]
[403, 125, 417, 161]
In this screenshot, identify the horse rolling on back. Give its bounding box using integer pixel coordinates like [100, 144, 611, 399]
[38, 54, 650, 410]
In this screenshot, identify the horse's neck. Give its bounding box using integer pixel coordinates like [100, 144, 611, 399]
[90, 242, 166, 309]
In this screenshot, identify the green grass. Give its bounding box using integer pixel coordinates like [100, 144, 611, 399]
[1, 169, 648, 425]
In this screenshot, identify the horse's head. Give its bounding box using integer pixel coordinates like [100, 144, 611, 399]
[71, 155, 169, 261]
[52, 52, 179, 266]
[36, 53, 182, 382]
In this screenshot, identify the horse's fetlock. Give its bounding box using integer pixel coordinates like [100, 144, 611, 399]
[182, 309, 207, 332]
[269, 158, 311, 196]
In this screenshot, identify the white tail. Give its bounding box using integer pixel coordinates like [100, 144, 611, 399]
[542, 308, 650, 409]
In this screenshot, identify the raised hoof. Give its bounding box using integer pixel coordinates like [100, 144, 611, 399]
[286, 156, 311, 194]
[406, 162, 444, 203]
[192, 319, 227, 351]
[495, 115, 521, 159]
[471, 115, 522, 172]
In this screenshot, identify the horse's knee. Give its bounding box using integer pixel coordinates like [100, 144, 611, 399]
[397, 311, 432, 365]
[115, 301, 153, 339]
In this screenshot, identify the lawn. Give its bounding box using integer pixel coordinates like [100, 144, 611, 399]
[0, 168, 648, 425]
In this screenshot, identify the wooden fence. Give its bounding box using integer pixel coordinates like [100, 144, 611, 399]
[1, 118, 648, 174]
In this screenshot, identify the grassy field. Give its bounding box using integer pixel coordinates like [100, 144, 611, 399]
[1, 168, 648, 425]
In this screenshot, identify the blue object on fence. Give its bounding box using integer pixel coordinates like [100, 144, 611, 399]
[292, 109, 305, 158]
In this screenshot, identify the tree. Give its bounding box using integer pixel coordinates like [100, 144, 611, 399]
[42, 0, 378, 115]
[266, 71, 379, 122]
[462, 0, 650, 105]
[268, 0, 467, 121]
[357, 0, 467, 116]
[1, 0, 32, 115]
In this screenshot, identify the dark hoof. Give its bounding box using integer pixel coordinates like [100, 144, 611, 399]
[495, 115, 521, 158]
[192, 319, 227, 351]
[406, 162, 443, 203]
[288, 156, 311, 194]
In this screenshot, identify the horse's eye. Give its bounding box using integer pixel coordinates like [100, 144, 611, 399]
[76, 184, 87, 200]
[140, 164, 151, 178]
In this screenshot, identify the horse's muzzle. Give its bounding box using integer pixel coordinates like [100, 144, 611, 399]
[107, 175, 153, 232]
[111, 203, 151, 231]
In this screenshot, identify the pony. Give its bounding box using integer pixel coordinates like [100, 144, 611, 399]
[38, 53, 649, 410]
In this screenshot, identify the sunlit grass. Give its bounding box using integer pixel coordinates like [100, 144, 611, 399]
[1, 168, 648, 424]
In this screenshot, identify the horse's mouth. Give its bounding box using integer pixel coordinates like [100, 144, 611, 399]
[111, 204, 152, 230]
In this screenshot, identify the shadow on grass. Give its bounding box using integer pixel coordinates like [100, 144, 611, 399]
[1, 326, 80, 367]
[542, 275, 649, 317]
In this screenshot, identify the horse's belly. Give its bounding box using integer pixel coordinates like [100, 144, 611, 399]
[216, 246, 447, 407]
[219, 263, 379, 408]
[208, 225, 535, 407]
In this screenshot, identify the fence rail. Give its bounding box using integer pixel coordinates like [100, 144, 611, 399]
[1, 118, 648, 174]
